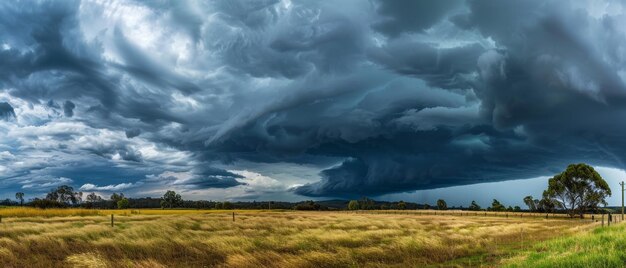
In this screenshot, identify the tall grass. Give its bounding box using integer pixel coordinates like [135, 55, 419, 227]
[503, 222, 626, 267]
[0, 210, 592, 267]
[0, 207, 286, 217]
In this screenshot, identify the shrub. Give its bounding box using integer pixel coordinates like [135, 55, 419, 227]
[29, 199, 67, 209]
[117, 198, 129, 209]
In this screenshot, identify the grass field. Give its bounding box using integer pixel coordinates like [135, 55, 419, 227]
[0, 208, 606, 267]
[504, 221, 626, 267]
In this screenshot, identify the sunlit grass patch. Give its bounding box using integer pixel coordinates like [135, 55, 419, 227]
[503, 223, 626, 267]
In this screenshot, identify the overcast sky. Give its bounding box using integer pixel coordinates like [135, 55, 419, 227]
[2, 0, 626, 205]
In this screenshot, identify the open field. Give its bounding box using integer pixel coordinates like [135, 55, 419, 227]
[0, 208, 604, 267]
[504, 221, 626, 267]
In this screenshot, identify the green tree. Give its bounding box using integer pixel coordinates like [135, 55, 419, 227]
[538, 195, 558, 213]
[46, 185, 80, 205]
[117, 198, 129, 209]
[86, 192, 102, 203]
[436, 199, 447, 210]
[294, 200, 322, 210]
[543, 163, 611, 218]
[397, 201, 406, 210]
[222, 201, 233, 209]
[214, 202, 223, 209]
[110, 193, 124, 202]
[359, 197, 375, 210]
[523, 195, 536, 211]
[513, 206, 521, 212]
[469, 200, 481, 211]
[491, 199, 506, 211]
[348, 200, 359, 210]
[15, 192, 24, 206]
[161, 190, 182, 209]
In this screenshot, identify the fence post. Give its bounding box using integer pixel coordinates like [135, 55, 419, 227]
[232, 212, 235, 222]
[111, 214, 114, 227]
[602, 213, 605, 227]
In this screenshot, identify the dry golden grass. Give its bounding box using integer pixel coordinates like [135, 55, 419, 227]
[0, 208, 595, 267]
[0, 207, 277, 217]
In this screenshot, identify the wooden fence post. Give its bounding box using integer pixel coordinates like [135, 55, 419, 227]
[232, 212, 235, 222]
[111, 214, 114, 227]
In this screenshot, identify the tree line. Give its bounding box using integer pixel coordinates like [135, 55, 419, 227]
[346, 198, 522, 212]
[2, 163, 612, 217]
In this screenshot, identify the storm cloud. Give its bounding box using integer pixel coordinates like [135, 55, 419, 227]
[2, 0, 626, 199]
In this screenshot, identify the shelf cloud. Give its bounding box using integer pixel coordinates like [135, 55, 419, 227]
[2, 0, 626, 199]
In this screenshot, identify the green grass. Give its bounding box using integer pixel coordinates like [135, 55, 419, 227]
[504, 223, 626, 267]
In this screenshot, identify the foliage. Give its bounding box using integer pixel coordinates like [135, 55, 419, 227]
[468, 200, 481, 211]
[160, 190, 183, 209]
[358, 197, 376, 210]
[110, 193, 125, 202]
[15, 192, 24, 206]
[117, 198, 129, 209]
[538, 195, 558, 213]
[86, 192, 102, 203]
[436, 199, 447, 210]
[396, 201, 407, 210]
[490, 199, 506, 211]
[45, 185, 81, 205]
[348, 200, 359, 210]
[523, 195, 536, 211]
[293, 200, 325, 210]
[30, 198, 67, 208]
[0, 199, 18, 206]
[543, 163, 611, 218]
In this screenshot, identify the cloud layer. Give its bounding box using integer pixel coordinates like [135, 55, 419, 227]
[2, 0, 626, 199]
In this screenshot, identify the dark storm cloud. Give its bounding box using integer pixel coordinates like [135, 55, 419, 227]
[372, 0, 462, 36]
[369, 40, 484, 89]
[125, 128, 141, 139]
[0, 102, 16, 121]
[63, 100, 75, 117]
[175, 176, 244, 189]
[3, 0, 626, 199]
[146, 166, 245, 189]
